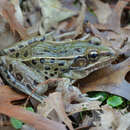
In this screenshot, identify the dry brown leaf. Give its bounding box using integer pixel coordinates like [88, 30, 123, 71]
[74, 0, 86, 37]
[78, 105, 130, 130]
[38, 92, 74, 130]
[76, 110, 101, 130]
[93, 0, 112, 24]
[0, 0, 29, 39]
[11, 0, 24, 26]
[100, 105, 130, 130]
[66, 101, 101, 115]
[0, 86, 66, 130]
[117, 111, 130, 130]
[88, 22, 129, 53]
[80, 58, 130, 100]
[90, 1, 129, 51]
[0, 85, 26, 102]
[92, 1, 128, 33]
[38, 0, 77, 34]
[100, 105, 120, 130]
[107, 1, 128, 32]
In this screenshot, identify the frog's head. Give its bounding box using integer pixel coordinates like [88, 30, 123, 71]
[62, 38, 116, 80]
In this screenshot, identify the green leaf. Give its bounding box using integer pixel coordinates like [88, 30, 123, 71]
[10, 117, 23, 129]
[107, 96, 123, 107]
[26, 107, 34, 112]
[127, 101, 130, 104]
[80, 112, 83, 120]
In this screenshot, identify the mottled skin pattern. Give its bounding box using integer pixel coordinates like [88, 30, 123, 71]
[0, 36, 116, 102]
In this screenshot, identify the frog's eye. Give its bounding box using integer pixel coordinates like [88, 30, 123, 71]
[72, 56, 88, 68]
[88, 50, 99, 61]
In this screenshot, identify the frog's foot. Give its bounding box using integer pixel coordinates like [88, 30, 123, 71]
[0, 56, 48, 103]
[56, 78, 95, 104]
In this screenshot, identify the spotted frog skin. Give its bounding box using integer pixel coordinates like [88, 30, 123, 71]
[0, 36, 116, 102]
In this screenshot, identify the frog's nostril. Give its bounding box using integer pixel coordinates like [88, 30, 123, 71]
[106, 52, 114, 56]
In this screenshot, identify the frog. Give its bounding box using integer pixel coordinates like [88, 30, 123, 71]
[0, 36, 116, 102]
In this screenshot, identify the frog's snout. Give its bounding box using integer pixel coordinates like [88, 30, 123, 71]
[101, 51, 115, 57]
[104, 47, 117, 58]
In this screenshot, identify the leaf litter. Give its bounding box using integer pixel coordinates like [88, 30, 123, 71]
[0, 0, 129, 130]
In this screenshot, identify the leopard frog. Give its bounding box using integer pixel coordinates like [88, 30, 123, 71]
[0, 36, 116, 102]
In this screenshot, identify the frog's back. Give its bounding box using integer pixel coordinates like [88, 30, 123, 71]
[31, 41, 90, 58]
[7, 40, 92, 60]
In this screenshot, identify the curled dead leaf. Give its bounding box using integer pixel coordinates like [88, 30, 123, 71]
[107, 1, 128, 32]
[38, 92, 74, 130]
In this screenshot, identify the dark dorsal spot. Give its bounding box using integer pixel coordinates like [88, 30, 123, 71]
[16, 52, 19, 57]
[33, 80, 39, 85]
[40, 36, 45, 41]
[54, 68, 58, 71]
[12, 81, 16, 85]
[18, 45, 24, 48]
[94, 42, 100, 46]
[88, 40, 92, 44]
[7, 74, 10, 79]
[45, 66, 50, 70]
[0, 61, 3, 66]
[26, 84, 31, 88]
[28, 40, 33, 45]
[9, 64, 13, 72]
[59, 50, 64, 53]
[59, 50, 68, 54]
[50, 73, 54, 77]
[88, 40, 100, 46]
[54, 72, 57, 74]
[32, 60, 37, 65]
[50, 59, 55, 63]
[4, 70, 7, 73]
[45, 76, 49, 80]
[40, 58, 45, 64]
[58, 62, 64, 66]
[16, 73, 23, 81]
[24, 51, 28, 57]
[9, 48, 15, 53]
[61, 68, 66, 72]
[75, 48, 81, 52]
[45, 71, 48, 74]
[44, 49, 49, 52]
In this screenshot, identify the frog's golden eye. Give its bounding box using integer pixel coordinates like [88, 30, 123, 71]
[88, 50, 99, 61]
[72, 56, 88, 68]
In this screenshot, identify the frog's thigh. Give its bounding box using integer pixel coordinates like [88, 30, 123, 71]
[0, 56, 47, 102]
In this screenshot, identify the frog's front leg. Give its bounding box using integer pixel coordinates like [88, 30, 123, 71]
[0, 56, 48, 102]
[56, 78, 90, 104]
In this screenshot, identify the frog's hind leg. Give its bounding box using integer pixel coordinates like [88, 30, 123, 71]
[0, 56, 47, 103]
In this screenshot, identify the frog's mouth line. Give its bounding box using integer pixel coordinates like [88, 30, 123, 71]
[85, 57, 115, 73]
